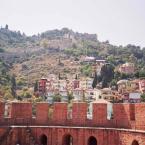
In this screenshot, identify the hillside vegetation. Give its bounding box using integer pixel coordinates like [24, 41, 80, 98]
[0, 25, 145, 90]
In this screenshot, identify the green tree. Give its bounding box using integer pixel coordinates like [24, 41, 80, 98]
[67, 92, 73, 103]
[75, 74, 78, 80]
[81, 64, 92, 77]
[134, 71, 139, 78]
[92, 72, 97, 89]
[72, 43, 77, 49]
[11, 75, 16, 98]
[41, 39, 48, 48]
[0, 48, 5, 53]
[23, 92, 32, 98]
[58, 73, 61, 80]
[58, 57, 61, 65]
[139, 70, 145, 78]
[102, 78, 108, 88]
[20, 88, 32, 99]
[120, 73, 130, 79]
[5, 24, 8, 29]
[114, 71, 121, 81]
[4, 92, 13, 100]
[100, 64, 114, 88]
[141, 94, 145, 102]
[34, 80, 38, 92]
[53, 94, 61, 102]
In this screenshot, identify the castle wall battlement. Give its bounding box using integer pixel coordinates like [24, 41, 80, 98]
[0, 102, 145, 130]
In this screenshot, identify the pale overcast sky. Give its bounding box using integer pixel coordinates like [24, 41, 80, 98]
[0, 0, 145, 47]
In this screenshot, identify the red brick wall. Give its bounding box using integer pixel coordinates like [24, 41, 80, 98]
[113, 103, 130, 128]
[135, 103, 145, 130]
[11, 103, 32, 121]
[53, 102, 67, 125]
[0, 127, 144, 145]
[1, 102, 145, 130]
[92, 103, 107, 126]
[0, 102, 5, 120]
[72, 102, 87, 125]
[36, 103, 49, 124]
[1, 102, 145, 144]
[129, 104, 135, 121]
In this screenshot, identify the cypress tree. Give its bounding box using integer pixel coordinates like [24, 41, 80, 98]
[92, 72, 97, 89]
[34, 80, 38, 92]
[11, 75, 16, 97]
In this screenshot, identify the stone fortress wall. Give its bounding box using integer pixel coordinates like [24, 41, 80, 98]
[0, 102, 145, 145]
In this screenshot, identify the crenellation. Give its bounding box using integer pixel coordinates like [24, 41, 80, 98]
[0, 102, 5, 119]
[72, 102, 87, 125]
[53, 102, 67, 125]
[11, 102, 32, 119]
[92, 103, 107, 126]
[0, 102, 145, 145]
[36, 103, 49, 124]
[134, 103, 145, 130]
[113, 103, 131, 128]
[0, 102, 145, 130]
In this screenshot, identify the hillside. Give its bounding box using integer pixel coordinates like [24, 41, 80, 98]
[0, 26, 97, 49]
[0, 26, 27, 47]
[0, 59, 10, 85]
[11, 53, 82, 84]
[1, 25, 145, 89]
[0, 58, 16, 100]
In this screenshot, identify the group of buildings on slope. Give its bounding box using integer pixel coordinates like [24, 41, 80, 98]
[38, 76, 145, 104]
[36, 56, 145, 104]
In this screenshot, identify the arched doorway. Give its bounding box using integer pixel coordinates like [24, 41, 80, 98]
[63, 134, 73, 145]
[16, 141, 20, 145]
[132, 140, 139, 145]
[88, 136, 97, 145]
[40, 134, 47, 145]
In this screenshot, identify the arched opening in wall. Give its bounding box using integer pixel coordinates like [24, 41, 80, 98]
[16, 141, 21, 145]
[63, 134, 73, 145]
[40, 134, 47, 145]
[132, 140, 139, 145]
[16, 140, 21, 145]
[88, 136, 97, 145]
